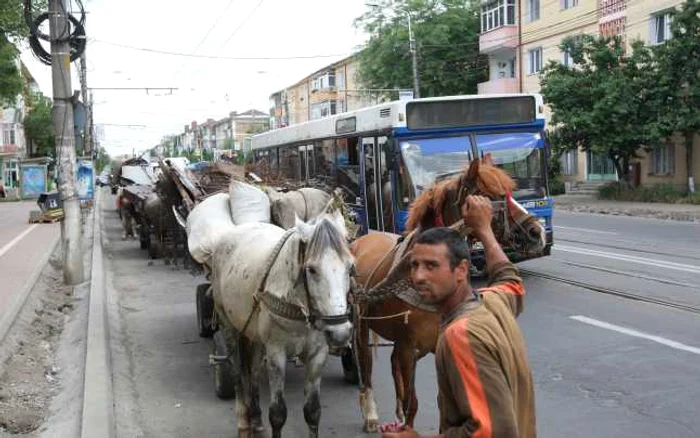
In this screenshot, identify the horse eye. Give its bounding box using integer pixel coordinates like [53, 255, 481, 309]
[306, 265, 318, 276]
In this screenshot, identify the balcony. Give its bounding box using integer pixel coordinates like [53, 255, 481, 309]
[478, 78, 518, 94]
[479, 25, 518, 54]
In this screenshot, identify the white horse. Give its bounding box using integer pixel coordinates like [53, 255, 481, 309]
[209, 210, 354, 438]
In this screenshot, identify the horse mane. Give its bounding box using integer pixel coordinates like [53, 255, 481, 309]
[404, 160, 517, 233]
[305, 215, 353, 262]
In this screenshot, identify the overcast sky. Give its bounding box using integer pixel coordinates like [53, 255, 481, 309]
[19, 0, 369, 157]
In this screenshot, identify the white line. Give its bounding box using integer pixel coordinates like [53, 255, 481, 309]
[0, 225, 39, 258]
[555, 244, 700, 275]
[571, 315, 700, 355]
[555, 225, 618, 235]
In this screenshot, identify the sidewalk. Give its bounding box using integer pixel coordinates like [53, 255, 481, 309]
[553, 194, 700, 222]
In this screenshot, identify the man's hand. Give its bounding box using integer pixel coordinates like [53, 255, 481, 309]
[461, 195, 493, 238]
[379, 421, 421, 437]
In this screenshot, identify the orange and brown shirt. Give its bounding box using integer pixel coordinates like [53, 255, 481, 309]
[435, 261, 535, 438]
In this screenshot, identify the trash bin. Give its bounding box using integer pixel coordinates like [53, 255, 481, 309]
[37, 192, 62, 213]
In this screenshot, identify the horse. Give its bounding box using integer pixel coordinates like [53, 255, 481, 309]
[349, 156, 547, 432]
[116, 187, 139, 240]
[263, 187, 332, 230]
[209, 210, 355, 438]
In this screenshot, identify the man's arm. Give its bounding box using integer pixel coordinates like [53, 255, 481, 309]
[463, 196, 525, 317]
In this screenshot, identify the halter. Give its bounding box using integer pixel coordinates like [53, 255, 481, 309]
[240, 227, 350, 336]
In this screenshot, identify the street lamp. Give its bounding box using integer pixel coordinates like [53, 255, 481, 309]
[366, 3, 420, 98]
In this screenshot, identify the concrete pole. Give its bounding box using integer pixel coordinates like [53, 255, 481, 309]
[406, 12, 420, 99]
[79, 51, 92, 156]
[50, 0, 84, 285]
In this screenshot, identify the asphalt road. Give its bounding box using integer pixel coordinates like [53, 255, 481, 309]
[102, 191, 700, 438]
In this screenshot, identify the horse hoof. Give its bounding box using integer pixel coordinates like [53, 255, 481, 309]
[252, 427, 268, 438]
[364, 419, 378, 433]
[237, 428, 253, 438]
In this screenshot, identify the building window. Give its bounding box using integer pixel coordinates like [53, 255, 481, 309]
[481, 0, 516, 33]
[561, 0, 578, 9]
[311, 100, 338, 120]
[559, 149, 578, 175]
[336, 70, 345, 90]
[650, 144, 675, 175]
[528, 48, 542, 74]
[2, 126, 16, 145]
[528, 0, 540, 22]
[561, 49, 572, 67]
[312, 73, 336, 91]
[651, 11, 673, 44]
[601, 0, 626, 17]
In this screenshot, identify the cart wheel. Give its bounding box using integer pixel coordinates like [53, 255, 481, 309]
[213, 331, 236, 400]
[196, 284, 215, 338]
[341, 346, 359, 385]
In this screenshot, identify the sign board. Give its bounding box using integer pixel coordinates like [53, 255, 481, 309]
[399, 90, 414, 101]
[76, 160, 94, 200]
[20, 164, 48, 199]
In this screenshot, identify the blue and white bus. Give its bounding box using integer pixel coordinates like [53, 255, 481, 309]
[251, 94, 553, 260]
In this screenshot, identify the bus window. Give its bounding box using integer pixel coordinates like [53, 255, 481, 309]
[378, 136, 394, 232]
[280, 147, 299, 181]
[298, 145, 313, 182]
[269, 148, 279, 173]
[362, 137, 379, 230]
[314, 139, 334, 187]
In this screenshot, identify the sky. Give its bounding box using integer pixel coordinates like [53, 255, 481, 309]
[18, 0, 370, 158]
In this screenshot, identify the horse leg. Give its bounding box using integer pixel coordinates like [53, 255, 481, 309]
[397, 343, 419, 428]
[234, 337, 253, 438]
[266, 345, 288, 438]
[303, 340, 329, 438]
[356, 319, 378, 432]
[390, 346, 406, 423]
[249, 343, 267, 438]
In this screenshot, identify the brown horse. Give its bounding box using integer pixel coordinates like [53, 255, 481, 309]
[349, 156, 547, 432]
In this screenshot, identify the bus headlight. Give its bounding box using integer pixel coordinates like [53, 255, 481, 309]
[537, 217, 547, 227]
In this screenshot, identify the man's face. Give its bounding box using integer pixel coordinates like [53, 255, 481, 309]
[410, 242, 466, 304]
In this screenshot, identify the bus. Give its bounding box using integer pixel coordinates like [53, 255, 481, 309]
[251, 94, 553, 261]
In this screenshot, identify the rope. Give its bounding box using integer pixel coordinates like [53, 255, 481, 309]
[358, 310, 412, 324]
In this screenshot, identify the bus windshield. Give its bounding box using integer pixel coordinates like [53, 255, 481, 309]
[400, 131, 546, 199]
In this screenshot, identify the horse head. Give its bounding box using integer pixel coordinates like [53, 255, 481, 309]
[405, 155, 546, 256]
[294, 209, 355, 347]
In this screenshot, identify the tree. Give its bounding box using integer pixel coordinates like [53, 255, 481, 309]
[540, 35, 658, 185]
[23, 92, 54, 157]
[651, 0, 700, 193]
[354, 0, 486, 98]
[95, 147, 110, 173]
[0, 37, 22, 106]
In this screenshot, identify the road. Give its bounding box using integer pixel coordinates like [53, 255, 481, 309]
[0, 201, 60, 337]
[101, 190, 700, 438]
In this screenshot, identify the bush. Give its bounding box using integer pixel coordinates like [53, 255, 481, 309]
[550, 179, 566, 196]
[598, 182, 700, 204]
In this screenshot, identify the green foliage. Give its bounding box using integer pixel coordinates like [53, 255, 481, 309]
[354, 0, 486, 98]
[95, 147, 110, 173]
[598, 182, 700, 204]
[540, 35, 659, 184]
[201, 148, 213, 162]
[0, 0, 47, 39]
[0, 38, 21, 106]
[23, 93, 54, 157]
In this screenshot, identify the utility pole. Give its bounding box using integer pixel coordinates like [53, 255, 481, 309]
[50, 0, 84, 285]
[79, 51, 92, 157]
[406, 12, 420, 99]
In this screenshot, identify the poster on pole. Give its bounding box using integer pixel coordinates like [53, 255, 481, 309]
[77, 160, 94, 200]
[20, 164, 47, 199]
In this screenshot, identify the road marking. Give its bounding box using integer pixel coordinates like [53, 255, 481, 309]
[555, 225, 618, 235]
[555, 244, 700, 275]
[570, 315, 700, 356]
[0, 225, 39, 258]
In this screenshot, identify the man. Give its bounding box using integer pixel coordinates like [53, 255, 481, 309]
[381, 195, 536, 438]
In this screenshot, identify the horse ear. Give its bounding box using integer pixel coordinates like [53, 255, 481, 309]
[463, 158, 480, 185]
[295, 214, 315, 242]
[329, 209, 348, 238]
[483, 153, 494, 167]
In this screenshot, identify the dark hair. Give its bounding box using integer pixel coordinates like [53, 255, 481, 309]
[415, 227, 470, 269]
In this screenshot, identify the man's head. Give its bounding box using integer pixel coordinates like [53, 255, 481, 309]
[409, 227, 470, 305]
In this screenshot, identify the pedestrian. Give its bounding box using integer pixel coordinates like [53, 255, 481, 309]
[381, 195, 536, 438]
[0, 177, 6, 198]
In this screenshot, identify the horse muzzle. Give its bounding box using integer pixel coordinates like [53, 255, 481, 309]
[318, 318, 352, 348]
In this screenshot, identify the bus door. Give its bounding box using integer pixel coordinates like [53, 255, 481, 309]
[297, 144, 313, 182]
[334, 137, 365, 231]
[361, 136, 393, 232]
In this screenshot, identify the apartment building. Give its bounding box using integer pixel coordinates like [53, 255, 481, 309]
[269, 54, 378, 128]
[478, 0, 699, 191]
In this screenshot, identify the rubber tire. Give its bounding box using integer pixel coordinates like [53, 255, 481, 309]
[213, 331, 236, 400]
[341, 346, 359, 385]
[196, 284, 215, 338]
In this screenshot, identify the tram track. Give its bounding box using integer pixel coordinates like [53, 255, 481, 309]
[554, 237, 700, 263]
[520, 269, 700, 315]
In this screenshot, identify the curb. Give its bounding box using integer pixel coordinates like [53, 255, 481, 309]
[80, 190, 115, 438]
[553, 202, 700, 223]
[0, 229, 60, 346]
